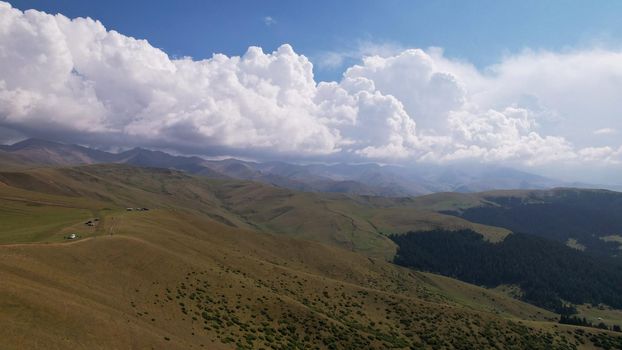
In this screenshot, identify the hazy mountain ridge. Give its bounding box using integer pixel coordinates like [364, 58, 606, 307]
[0, 138, 578, 196]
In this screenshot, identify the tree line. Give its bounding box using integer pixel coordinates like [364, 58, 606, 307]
[442, 190, 622, 258]
[390, 229, 622, 313]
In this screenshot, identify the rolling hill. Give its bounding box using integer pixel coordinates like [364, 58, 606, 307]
[1, 162, 621, 349]
[0, 164, 511, 259]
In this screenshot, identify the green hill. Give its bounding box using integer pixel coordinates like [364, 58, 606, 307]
[0, 163, 621, 349]
[0, 164, 509, 259]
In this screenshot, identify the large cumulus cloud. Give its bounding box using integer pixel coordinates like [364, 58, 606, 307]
[0, 2, 423, 159]
[0, 1, 621, 169]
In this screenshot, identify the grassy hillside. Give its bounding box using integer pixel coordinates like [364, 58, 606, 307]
[0, 164, 508, 259]
[1, 163, 621, 349]
[0, 150, 35, 170]
[1, 207, 619, 349]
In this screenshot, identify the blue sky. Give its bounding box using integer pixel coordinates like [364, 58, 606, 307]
[11, 0, 622, 80]
[2, 1, 622, 184]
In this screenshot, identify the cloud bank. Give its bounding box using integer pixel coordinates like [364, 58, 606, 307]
[1, 2, 621, 170]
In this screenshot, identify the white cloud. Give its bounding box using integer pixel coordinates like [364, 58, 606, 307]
[578, 146, 622, 164]
[315, 40, 405, 70]
[263, 16, 276, 26]
[593, 128, 617, 135]
[340, 49, 581, 165]
[344, 49, 467, 132]
[0, 3, 417, 159]
[336, 46, 622, 166]
[1, 2, 622, 171]
[471, 49, 622, 147]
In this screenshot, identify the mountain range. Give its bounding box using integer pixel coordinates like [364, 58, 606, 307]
[0, 138, 588, 196]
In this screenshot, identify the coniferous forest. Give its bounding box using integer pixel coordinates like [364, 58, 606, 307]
[391, 229, 622, 313]
[443, 190, 622, 258]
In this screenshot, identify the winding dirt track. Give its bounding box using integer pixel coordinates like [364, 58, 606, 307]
[0, 236, 97, 248]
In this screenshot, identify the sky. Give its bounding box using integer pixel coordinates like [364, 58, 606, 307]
[8, 0, 622, 79]
[1, 1, 622, 184]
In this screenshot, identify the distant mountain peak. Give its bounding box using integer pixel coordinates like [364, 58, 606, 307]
[7, 138, 65, 150]
[0, 138, 590, 195]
